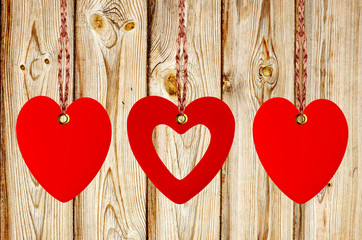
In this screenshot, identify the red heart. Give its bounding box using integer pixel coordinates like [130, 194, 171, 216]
[253, 98, 348, 204]
[127, 96, 235, 204]
[16, 96, 112, 202]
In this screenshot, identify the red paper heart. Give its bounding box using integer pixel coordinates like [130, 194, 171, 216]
[127, 96, 235, 204]
[253, 98, 348, 204]
[16, 96, 112, 202]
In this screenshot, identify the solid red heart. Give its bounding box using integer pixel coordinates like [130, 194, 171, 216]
[253, 98, 348, 204]
[127, 96, 235, 204]
[16, 96, 112, 202]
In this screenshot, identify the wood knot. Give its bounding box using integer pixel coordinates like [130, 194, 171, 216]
[251, 38, 279, 106]
[89, 14, 106, 34]
[222, 73, 233, 92]
[123, 21, 136, 31]
[31, 59, 42, 79]
[20, 64, 26, 71]
[88, 13, 118, 48]
[260, 66, 273, 78]
[163, 73, 177, 96]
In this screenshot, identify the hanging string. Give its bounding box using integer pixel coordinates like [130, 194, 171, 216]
[295, 0, 308, 114]
[176, 0, 189, 115]
[58, 0, 71, 114]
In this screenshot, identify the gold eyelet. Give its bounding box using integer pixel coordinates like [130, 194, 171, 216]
[295, 114, 307, 125]
[176, 114, 188, 125]
[58, 113, 70, 125]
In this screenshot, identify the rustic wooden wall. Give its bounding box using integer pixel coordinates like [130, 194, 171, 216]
[1, 0, 361, 239]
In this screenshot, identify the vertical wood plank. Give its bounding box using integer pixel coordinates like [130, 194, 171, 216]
[1, 0, 8, 235]
[1, 0, 361, 239]
[301, 0, 361, 239]
[74, 0, 148, 239]
[0, 0, 74, 239]
[147, 0, 221, 239]
[358, 1, 362, 238]
[221, 0, 295, 239]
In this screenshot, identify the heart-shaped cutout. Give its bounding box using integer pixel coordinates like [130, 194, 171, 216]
[127, 96, 235, 204]
[253, 98, 348, 204]
[152, 125, 210, 180]
[16, 96, 112, 202]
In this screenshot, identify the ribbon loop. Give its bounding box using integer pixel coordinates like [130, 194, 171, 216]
[58, 0, 70, 114]
[295, 0, 308, 114]
[176, 0, 188, 115]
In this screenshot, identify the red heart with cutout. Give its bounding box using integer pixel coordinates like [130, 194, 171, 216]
[253, 98, 348, 204]
[16, 96, 112, 202]
[127, 96, 235, 204]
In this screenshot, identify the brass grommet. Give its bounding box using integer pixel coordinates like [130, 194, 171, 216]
[176, 113, 188, 125]
[58, 113, 70, 125]
[295, 114, 307, 125]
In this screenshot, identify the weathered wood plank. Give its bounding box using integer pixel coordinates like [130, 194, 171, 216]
[1, 0, 74, 239]
[74, 0, 148, 239]
[301, 0, 362, 239]
[1, 2, 9, 238]
[147, 0, 221, 239]
[1, 0, 361, 239]
[221, 0, 295, 239]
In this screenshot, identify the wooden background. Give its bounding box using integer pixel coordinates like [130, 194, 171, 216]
[1, 0, 361, 239]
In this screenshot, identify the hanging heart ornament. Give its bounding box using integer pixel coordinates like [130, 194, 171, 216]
[253, 98, 348, 204]
[16, 96, 112, 202]
[127, 96, 235, 204]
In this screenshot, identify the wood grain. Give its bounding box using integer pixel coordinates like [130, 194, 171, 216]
[147, 0, 221, 239]
[301, 0, 362, 239]
[74, 0, 148, 239]
[0, 0, 74, 239]
[1, 0, 361, 239]
[221, 0, 295, 239]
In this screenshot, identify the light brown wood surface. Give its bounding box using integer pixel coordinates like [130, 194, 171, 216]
[1, 0, 74, 239]
[222, 0, 295, 239]
[1, 0, 361, 239]
[148, 0, 220, 239]
[74, 0, 148, 239]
